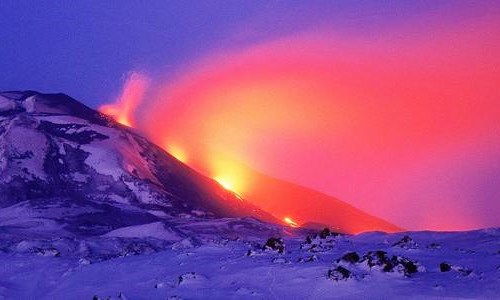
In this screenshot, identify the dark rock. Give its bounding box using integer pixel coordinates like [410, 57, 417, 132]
[318, 227, 340, 239]
[341, 251, 360, 264]
[306, 255, 319, 262]
[319, 228, 331, 239]
[396, 257, 418, 275]
[361, 251, 420, 276]
[392, 235, 418, 249]
[361, 251, 389, 268]
[300, 230, 338, 253]
[177, 272, 197, 285]
[31, 247, 60, 257]
[428, 243, 441, 249]
[440, 262, 452, 272]
[328, 266, 351, 281]
[263, 237, 284, 254]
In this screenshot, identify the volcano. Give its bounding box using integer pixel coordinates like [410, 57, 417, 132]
[0, 91, 400, 236]
[0, 91, 497, 299]
[0, 91, 280, 240]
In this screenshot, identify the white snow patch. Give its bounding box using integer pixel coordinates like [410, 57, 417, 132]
[103, 222, 182, 241]
[107, 194, 130, 205]
[81, 142, 124, 180]
[71, 172, 89, 183]
[0, 95, 17, 112]
[22, 96, 36, 113]
[147, 210, 169, 218]
[123, 180, 157, 204]
[2, 125, 48, 179]
[36, 115, 90, 126]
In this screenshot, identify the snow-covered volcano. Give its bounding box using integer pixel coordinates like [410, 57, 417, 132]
[0, 91, 499, 299]
[0, 91, 280, 240]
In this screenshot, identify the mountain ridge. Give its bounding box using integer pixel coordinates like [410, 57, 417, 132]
[0, 91, 279, 239]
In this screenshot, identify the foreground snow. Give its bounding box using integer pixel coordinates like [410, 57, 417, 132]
[1, 228, 499, 299]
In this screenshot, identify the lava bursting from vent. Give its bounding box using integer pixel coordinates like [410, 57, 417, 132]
[101, 9, 500, 232]
[283, 217, 298, 228]
[99, 72, 149, 127]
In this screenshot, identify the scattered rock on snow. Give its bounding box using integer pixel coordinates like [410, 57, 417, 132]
[439, 262, 474, 276]
[319, 228, 334, 239]
[31, 247, 60, 257]
[440, 262, 452, 272]
[327, 266, 352, 281]
[78, 258, 91, 265]
[392, 235, 419, 249]
[427, 242, 441, 249]
[298, 254, 319, 263]
[172, 238, 196, 251]
[455, 267, 473, 276]
[263, 237, 284, 254]
[300, 230, 337, 253]
[177, 272, 207, 286]
[118, 292, 128, 300]
[360, 251, 389, 268]
[360, 251, 421, 277]
[340, 251, 360, 264]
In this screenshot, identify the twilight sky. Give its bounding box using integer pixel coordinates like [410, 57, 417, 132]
[1, 1, 499, 231]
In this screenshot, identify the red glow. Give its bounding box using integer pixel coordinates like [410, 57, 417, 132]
[103, 11, 500, 232]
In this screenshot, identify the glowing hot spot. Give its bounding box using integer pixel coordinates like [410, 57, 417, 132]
[208, 158, 252, 197]
[214, 176, 234, 191]
[283, 217, 299, 228]
[98, 72, 149, 127]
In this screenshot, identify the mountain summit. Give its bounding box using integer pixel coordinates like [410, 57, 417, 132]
[0, 91, 278, 239]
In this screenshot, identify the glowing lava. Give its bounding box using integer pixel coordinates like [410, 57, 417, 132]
[214, 176, 233, 191]
[99, 72, 149, 127]
[283, 217, 298, 228]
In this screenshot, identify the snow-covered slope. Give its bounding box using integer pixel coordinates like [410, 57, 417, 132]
[0, 91, 278, 240]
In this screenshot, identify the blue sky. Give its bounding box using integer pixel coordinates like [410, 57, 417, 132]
[0, 0, 453, 108]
